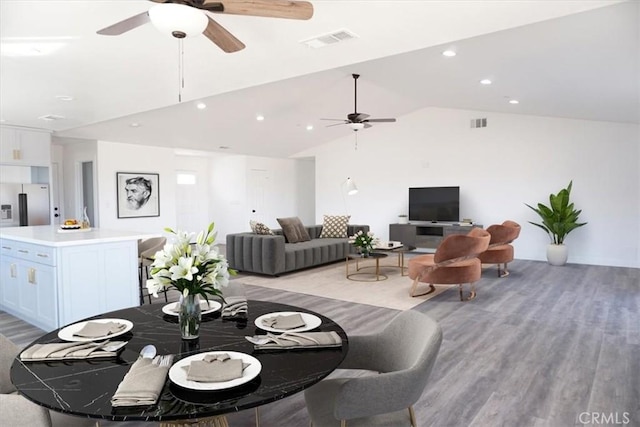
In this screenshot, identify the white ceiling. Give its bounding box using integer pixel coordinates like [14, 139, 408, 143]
[1, 0, 638, 158]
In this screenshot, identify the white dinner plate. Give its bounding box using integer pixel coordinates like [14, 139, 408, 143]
[254, 311, 322, 333]
[169, 351, 262, 391]
[57, 318, 134, 342]
[161, 300, 222, 316]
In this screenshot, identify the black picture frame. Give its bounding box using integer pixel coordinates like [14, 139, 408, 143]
[116, 172, 160, 218]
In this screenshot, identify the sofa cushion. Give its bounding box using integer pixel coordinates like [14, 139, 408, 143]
[277, 217, 311, 243]
[319, 215, 351, 238]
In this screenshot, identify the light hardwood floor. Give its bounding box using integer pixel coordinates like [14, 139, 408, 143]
[2, 259, 638, 427]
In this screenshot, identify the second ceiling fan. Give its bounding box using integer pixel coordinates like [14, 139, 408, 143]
[322, 73, 397, 131]
[96, 0, 314, 53]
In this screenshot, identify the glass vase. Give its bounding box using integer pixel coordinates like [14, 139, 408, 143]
[179, 294, 201, 340]
[360, 246, 371, 258]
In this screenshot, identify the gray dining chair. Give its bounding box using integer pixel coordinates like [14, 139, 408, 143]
[304, 310, 443, 427]
[138, 236, 168, 304]
[0, 333, 100, 427]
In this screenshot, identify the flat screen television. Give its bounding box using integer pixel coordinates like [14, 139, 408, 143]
[408, 186, 460, 222]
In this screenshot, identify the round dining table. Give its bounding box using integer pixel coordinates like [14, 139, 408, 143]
[10, 300, 349, 423]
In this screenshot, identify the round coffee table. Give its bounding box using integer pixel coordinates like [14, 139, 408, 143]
[346, 252, 389, 282]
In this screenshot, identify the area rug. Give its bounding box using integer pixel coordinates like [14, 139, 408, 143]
[235, 260, 454, 311]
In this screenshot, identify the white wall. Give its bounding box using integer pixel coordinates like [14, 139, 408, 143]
[297, 107, 639, 268]
[96, 141, 176, 233]
[210, 153, 314, 241]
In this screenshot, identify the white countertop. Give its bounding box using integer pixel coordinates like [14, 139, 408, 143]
[0, 225, 160, 247]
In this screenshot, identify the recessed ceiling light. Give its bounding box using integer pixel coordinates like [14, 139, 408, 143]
[219, 145, 230, 150]
[55, 95, 74, 101]
[196, 102, 207, 110]
[306, 125, 313, 131]
[38, 114, 64, 121]
[509, 99, 520, 104]
[130, 122, 141, 127]
[256, 115, 265, 121]
[479, 79, 492, 85]
[1, 42, 67, 57]
[442, 50, 456, 57]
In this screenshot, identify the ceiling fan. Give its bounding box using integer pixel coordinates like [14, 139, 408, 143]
[322, 73, 397, 131]
[96, 0, 314, 53]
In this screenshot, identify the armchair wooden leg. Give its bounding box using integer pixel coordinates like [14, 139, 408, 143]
[410, 278, 436, 297]
[408, 405, 417, 427]
[458, 283, 476, 301]
[499, 263, 510, 277]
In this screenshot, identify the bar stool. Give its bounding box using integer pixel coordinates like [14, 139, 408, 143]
[138, 237, 167, 304]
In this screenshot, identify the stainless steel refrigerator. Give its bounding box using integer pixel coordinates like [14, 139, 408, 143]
[0, 183, 50, 227]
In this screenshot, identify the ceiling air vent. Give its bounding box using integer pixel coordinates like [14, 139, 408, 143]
[300, 29, 358, 49]
[470, 118, 487, 128]
[38, 114, 65, 121]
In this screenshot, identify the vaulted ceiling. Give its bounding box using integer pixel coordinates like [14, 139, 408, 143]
[1, 1, 637, 158]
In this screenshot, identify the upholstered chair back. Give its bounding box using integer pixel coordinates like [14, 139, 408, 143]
[433, 228, 490, 264]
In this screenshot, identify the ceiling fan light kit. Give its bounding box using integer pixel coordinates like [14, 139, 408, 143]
[97, 0, 314, 52]
[148, 4, 208, 38]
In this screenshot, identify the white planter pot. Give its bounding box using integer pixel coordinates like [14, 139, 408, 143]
[546, 244, 568, 266]
[398, 216, 408, 225]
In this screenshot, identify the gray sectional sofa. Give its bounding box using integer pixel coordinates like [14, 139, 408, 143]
[226, 224, 369, 276]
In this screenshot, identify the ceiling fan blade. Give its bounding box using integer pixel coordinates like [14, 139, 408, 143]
[326, 122, 348, 128]
[203, 16, 246, 53]
[97, 11, 150, 35]
[204, 0, 314, 20]
[320, 118, 347, 121]
[364, 118, 397, 123]
[364, 123, 373, 129]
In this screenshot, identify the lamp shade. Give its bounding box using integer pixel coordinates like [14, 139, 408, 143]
[148, 4, 208, 38]
[345, 177, 358, 195]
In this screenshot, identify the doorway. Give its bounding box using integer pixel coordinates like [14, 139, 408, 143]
[81, 161, 95, 226]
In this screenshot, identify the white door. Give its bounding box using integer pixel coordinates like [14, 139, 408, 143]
[247, 169, 270, 224]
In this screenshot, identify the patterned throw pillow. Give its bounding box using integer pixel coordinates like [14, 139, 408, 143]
[254, 222, 274, 235]
[319, 215, 351, 238]
[276, 217, 311, 243]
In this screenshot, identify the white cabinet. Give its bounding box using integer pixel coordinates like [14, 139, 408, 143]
[0, 126, 51, 166]
[0, 240, 58, 330]
[0, 233, 140, 331]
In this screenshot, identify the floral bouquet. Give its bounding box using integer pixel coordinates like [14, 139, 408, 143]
[348, 230, 379, 256]
[146, 222, 236, 303]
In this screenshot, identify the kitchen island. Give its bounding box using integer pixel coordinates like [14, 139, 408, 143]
[0, 226, 158, 331]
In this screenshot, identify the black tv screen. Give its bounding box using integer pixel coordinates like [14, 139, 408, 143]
[408, 186, 460, 222]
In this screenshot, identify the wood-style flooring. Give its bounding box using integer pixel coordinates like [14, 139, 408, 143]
[1, 259, 638, 427]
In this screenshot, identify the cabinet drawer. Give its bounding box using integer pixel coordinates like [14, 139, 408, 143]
[0, 240, 56, 266]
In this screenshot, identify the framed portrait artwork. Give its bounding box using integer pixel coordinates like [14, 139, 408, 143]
[116, 172, 160, 218]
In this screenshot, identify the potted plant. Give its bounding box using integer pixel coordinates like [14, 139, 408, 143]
[525, 180, 587, 266]
[398, 214, 408, 224]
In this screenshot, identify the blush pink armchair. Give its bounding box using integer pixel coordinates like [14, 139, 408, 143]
[407, 227, 490, 301]
[478, 220, 521, 277]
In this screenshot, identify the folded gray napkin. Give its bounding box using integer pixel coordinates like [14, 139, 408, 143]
[261, 313, 306, 330]
[170, 300, 212, 313]
[20, 341, 127, 361]
[73, 321, 126, 338]
[183, 353, 250, 383]
[222, 296, 248, 318]
[111, 355, 173, 407]
[251, 331, 342, 350]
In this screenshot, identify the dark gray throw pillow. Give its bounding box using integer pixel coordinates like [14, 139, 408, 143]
[276, 217, 311, 243]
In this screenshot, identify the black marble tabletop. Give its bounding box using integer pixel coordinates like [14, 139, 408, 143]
[10, 300, 349, 422]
